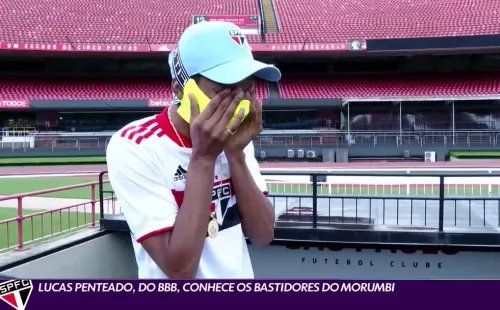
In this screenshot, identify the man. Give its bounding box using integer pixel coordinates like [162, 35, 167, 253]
[106, 21, 281, 279]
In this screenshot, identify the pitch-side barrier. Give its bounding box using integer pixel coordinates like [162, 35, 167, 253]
[98, 169, 500, 246]
[1, 169, 500, 252]
[0, 181, 113, 252]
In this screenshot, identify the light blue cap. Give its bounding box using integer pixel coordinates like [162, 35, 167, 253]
[169, 21, 281, 86]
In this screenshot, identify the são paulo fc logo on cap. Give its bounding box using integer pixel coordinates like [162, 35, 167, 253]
[228, 30, 246, 48]
[0, 280, 33, 310]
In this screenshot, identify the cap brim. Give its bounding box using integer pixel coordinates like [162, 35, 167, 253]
[200, 58, 281, 85]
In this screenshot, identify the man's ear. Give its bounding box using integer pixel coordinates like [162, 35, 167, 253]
[171, 80, 184, 100]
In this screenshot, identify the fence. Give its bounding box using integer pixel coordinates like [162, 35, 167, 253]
[0, 180, 114, 252]
[265, 176, 500, 196]
[1, 130, 500, 151]
[99, 170, 500, 233]
[0, 128, 36, 137]
[1, 169, 500, 252]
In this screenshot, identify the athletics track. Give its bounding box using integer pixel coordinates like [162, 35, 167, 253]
[2, 160, 500, 175]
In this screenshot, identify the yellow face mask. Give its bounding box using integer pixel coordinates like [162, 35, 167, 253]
[177, 79, 250, 125]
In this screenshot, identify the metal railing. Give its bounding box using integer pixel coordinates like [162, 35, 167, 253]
[230, 130, 500, 147]
[0, 180, 114, 252]
[0, 128, 36, 137]
[2, 130, 500, 151]
[1, 169, 500, 252]
[98, 170, 500, 233]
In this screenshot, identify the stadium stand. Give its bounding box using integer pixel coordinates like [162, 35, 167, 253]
[0, 80, 270, 99]
[2, 0, 499, 45]
[266, 0, 500, 43]
[0, 80, 170, 100]
[6, 74, 500, 101]
[1, 0, 261, 43]
[278, 74, 500, 99]
[1, 0, 500, 162]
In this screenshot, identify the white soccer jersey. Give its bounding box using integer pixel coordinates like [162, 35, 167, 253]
[106, 109, 268, 279]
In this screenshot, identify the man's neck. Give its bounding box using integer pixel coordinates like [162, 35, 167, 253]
[169, 105, 191, 141]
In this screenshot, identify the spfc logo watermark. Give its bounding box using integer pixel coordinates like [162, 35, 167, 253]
[228, 30, 246, 48]
[0, 280, 33, 310]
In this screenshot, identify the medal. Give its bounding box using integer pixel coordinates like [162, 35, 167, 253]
[208, 166, 222, 238]
[208, 219, 219, 238]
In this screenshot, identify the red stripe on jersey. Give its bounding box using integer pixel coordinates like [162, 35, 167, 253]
[136, 124, 160, 144]
[126, 126, 149, 140]
[120, 118, 161, 145]
[156, 109, 192, 148]
[136, 226, 173, 243]
[121, 109, 191, 146]
[120, 125, 137, 138]
[128, 119, 157, 139]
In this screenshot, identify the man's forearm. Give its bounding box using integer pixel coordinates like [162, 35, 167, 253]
[227, 151, 274, 247]
[166, 157, 215, 278]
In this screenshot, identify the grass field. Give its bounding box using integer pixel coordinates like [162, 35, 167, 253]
[267, 182, 499, 196]
[0, 207, 91, 251]
[0, 176, 497, 199]
[0, 156, 106, 165]
[449, 150, 500, 157]
[0, 176, 113, 199]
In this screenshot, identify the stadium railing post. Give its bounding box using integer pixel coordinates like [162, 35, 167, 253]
[438, 176, 445, 232]
[312, 174, 318, 229]
[16, 197, 23, 250]
[90, 184, 96, 228]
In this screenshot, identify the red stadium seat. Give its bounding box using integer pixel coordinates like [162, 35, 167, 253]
[3, 75, 500, 101]
[0, 0, 261, 44]
[278, 74, 500, 99]
[2, 0, 498, 45]
[0, 79, 269, 100]
[266, 0, 500, 43]
[0, 80, 171, 100]
[255, 80, 268, 99]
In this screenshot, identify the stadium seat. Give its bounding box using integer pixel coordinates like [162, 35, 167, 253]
[278, 74, 500, 99]
[0, 0, 261, 44]
[266, 0, 500, 43]
[255, 80, 269, 99]
[3, 0, 499, 45]
[0, 80, 269, 100]
[0, 80, 171, 100]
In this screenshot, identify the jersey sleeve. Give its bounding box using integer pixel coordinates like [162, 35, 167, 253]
[106, 136, 178, 242]
[243, 141, 268, 195]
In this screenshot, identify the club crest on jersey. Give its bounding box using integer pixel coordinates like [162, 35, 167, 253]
[212, 181, 233, 221]
[228, 30, 246, 48]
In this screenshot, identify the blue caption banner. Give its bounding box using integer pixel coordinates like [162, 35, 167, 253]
[0, 279, 494, 309]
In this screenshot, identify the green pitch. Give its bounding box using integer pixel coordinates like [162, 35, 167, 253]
[0, 176, 496, 199]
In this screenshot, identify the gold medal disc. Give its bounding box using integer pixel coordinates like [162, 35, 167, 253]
[207, 219, 219, 238]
